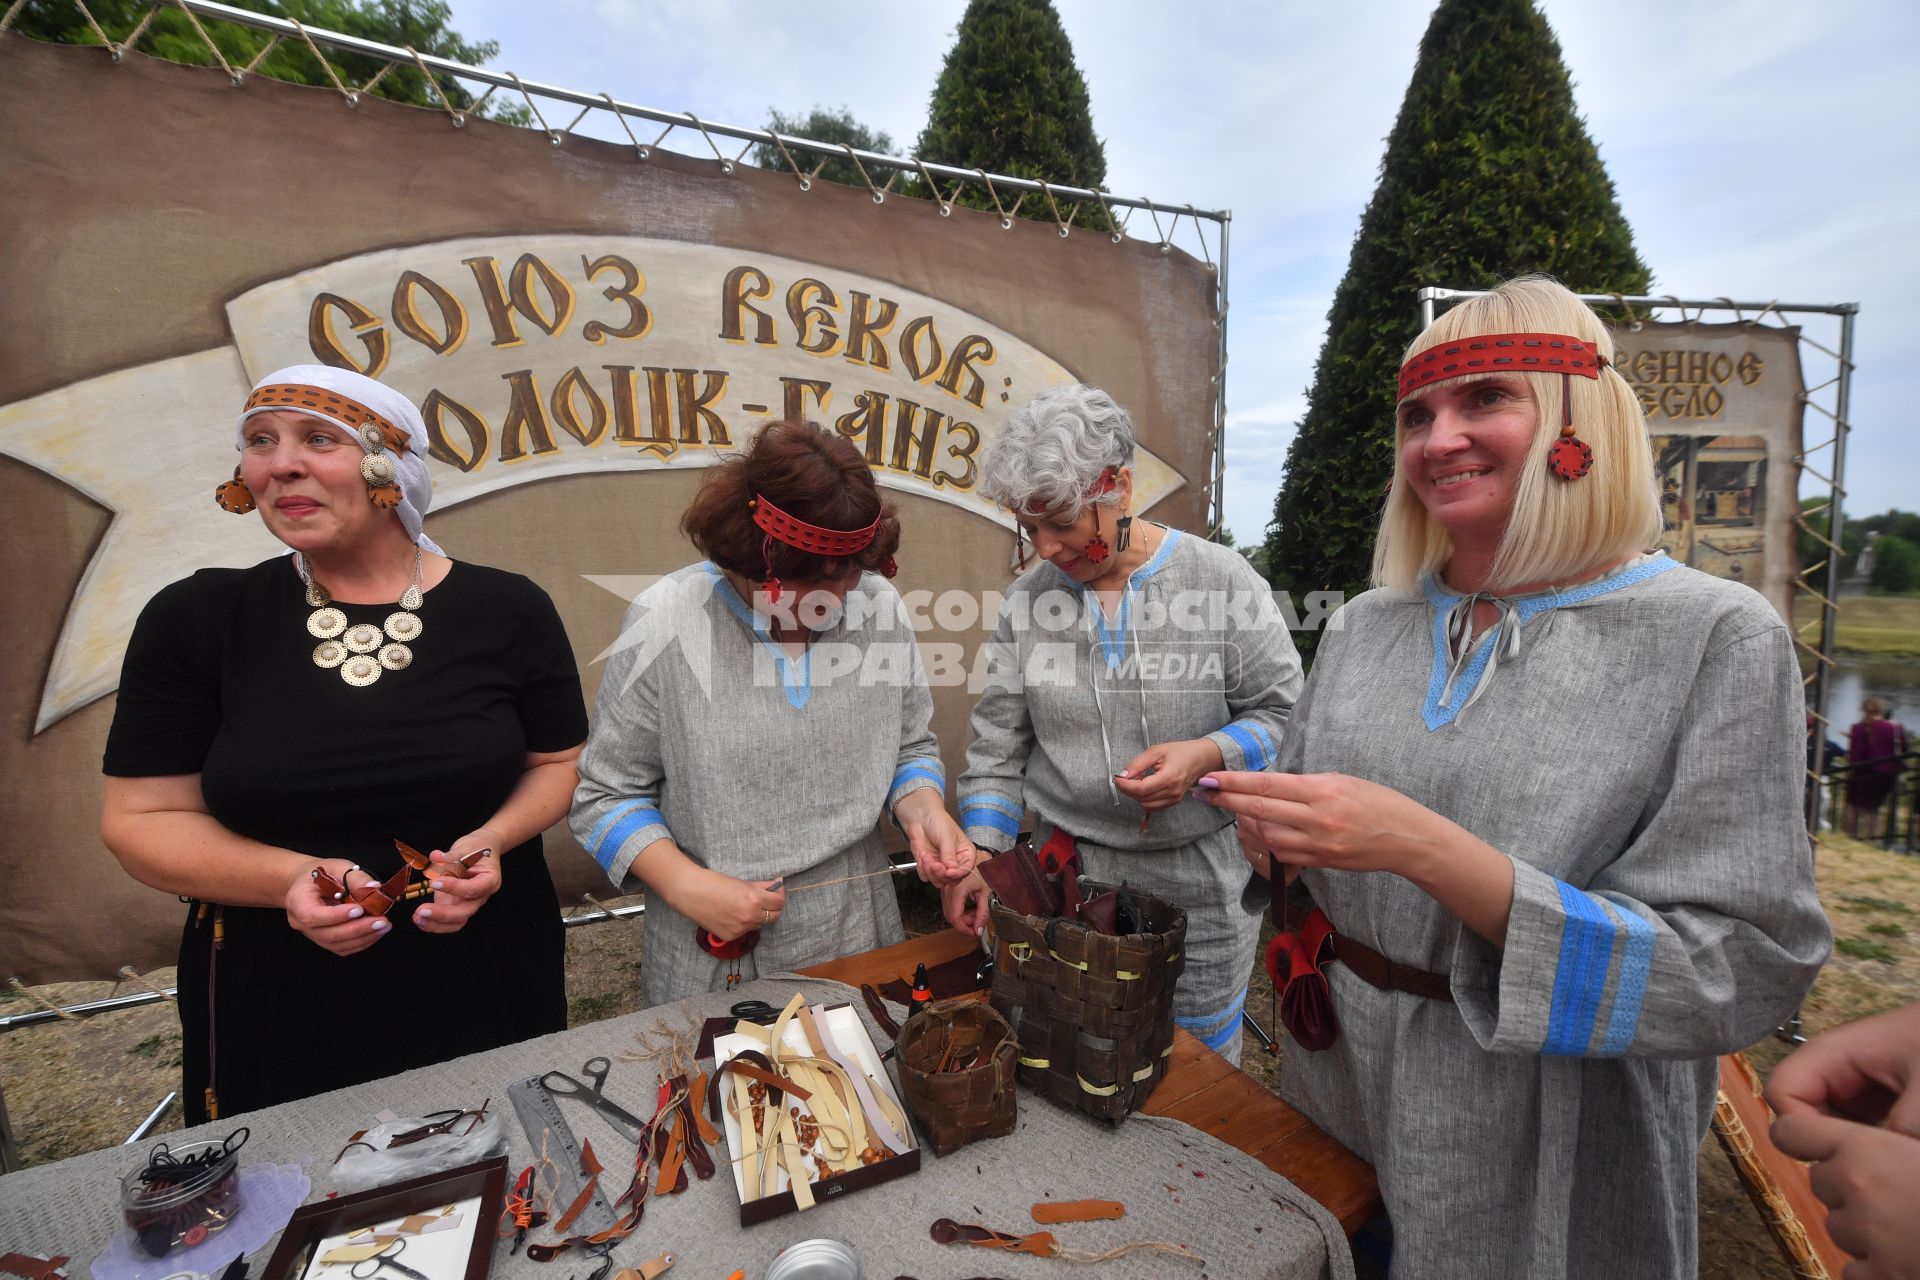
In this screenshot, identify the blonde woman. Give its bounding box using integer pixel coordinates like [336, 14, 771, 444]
[1200, 278, 1830, 1278]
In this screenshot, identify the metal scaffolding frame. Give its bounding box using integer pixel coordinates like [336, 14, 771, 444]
[3, 0, 1233, 536]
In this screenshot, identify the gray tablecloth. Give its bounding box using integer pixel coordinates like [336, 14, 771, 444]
[0, 975, 1351, 1280]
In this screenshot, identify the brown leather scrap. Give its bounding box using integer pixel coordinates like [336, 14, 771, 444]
[1030, 1199, 1125, 1224]
[930, 1219, 1057, 1256]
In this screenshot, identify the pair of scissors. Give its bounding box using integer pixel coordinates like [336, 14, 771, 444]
[729, 999, 780, 1024]
[539, 1057, 649, 1144]
[348, 1240, 429, 1280]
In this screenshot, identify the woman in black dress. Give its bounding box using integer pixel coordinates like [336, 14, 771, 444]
[101, 364, 587, 1123]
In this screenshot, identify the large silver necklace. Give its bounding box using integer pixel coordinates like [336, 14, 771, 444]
[300, 547, 424, 687]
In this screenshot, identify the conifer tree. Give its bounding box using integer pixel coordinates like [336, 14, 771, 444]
[913, 0, 1107, 222]
[1262, 0, 1650, 622]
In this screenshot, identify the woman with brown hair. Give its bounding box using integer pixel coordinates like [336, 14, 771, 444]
[1845, 695, 1909, 836]
[571, 419, 974, 1007]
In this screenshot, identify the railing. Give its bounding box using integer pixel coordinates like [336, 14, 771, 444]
[1814, 750, 1920, 851]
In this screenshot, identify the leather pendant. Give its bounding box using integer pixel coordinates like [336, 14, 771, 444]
[1266, 908, 1340, 1051]
[1547, 430, 1594, 481]
[1083, 533, 1110, 564]
[367, 482, 404, 509]
[213, 468, 255, 515]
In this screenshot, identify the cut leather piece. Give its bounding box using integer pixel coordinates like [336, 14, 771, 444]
[1076, 888, 1120, 935]
[688, 1071, 721, 1145]
[1267, 907, 1339, 1052]
[579, 1138, 604, 1179]
[654, 1108, 687, 1195]
[1030, 1199, 1125, 1224]
[0, 1256, 68, 1280]
[976, 842, 1059, 918]
[551, 1173, 600, 1233]
[802, 1005, 911, 1156]
[611, 1254, 675, 1280]
[393, 839, 431, 871]
[930, 1219, 1058, 1256]
[705, 1050, 808, 1124]
[875, 949, 989, 1003]
[860, 983, 901, 1038]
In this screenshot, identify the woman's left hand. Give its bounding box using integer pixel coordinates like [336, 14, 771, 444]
[1114, 738, 1225, 812]
[414, 828, 504, 934]
[896, 792, 978, 887]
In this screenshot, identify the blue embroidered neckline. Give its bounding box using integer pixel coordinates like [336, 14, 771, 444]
[1418, 554, 1679, 730]
[703, 562, 813, 709]
[1059, 528, 1183, 669]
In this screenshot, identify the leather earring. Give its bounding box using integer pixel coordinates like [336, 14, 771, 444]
[1083, 505, 1110, 565]
[358, 424, 405, 509]
[213, 465, 255, 515]
[1546, 373, 1594, 481]
[1115, 514, 1133, 554]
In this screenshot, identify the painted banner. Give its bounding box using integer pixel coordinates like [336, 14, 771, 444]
[1607, 321, 1805, 621]
[0, 37, 1219, 981]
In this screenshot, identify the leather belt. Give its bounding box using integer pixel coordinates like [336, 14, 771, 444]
[1285, 900, 1453, 1003]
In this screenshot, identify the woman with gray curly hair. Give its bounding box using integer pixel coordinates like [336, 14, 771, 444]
[945, 383, 1303, 1064]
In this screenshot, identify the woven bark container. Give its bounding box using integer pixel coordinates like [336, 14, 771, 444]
[987, 881, 1187, 1124]
[894, 998, 1018, 1156]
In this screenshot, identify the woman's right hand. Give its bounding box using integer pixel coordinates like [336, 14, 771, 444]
[674, 865, 787, 943]
[283, 859, 393, 956]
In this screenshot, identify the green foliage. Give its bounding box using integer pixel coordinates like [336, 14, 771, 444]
[753, 106, 898, 190]
[1866, 921, 1908, 938]
[1860, 509, 1920, 545]
[1870, 533, 1920, 594]
[1840, 894, 1914, 915]
[1799, 496, 1865, 578]
[1261, 0, 1650, 641]
[912, 0, 1108, 227]
[1835, 937, 1898, 964]
[11, 0, 527, 123]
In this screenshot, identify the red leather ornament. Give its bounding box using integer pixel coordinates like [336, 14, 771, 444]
[697, 927, 759, 960]
[1547, 434, 1594, 481]
[1083, 534, 1110, 564]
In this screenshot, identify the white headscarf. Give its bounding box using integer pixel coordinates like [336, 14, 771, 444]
[236, 364, 445, 555]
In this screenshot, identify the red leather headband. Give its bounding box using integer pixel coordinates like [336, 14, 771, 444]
[1019, 467, 1119, 517]
[243, 383, 411, 454]
[750, 493, 879, 556]
[1397, 332, 1606, 401]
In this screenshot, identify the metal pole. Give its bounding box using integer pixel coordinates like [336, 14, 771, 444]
[164, 1, 1226, 225]
[1212, 213, 1231, 538]
[125, 1092, 177, 1144]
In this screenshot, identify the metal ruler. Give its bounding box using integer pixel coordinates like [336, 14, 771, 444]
[506, 1075, 619, 1237]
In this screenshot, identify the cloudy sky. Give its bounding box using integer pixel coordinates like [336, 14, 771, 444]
[448, 0, 1918, 544]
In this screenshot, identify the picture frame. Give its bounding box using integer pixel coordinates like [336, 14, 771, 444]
[260, 1156, 508, 1280]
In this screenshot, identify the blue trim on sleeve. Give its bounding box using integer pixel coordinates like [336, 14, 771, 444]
[594, 803, 668, 873]
[890, 765, 945, 794]
[587, 798, 652, 853]
[960, 805, 1021, 839]
[1420, 554, 1681, 731]
[1544, 880, 1616, 1056]
[1595, 897, 1657, 1056]
[1218, 722, 1268, 771]
[964, 793, 1022, 818]
[1246, 720, 1279, 765]
[1176, 985, 1247, 1054]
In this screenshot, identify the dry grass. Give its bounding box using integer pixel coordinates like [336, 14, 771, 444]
[6, 843, 1917, 1280]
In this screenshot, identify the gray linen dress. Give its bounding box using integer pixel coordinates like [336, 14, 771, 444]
[571, 563, 944, 1008]
[958, 530, 1303, 1062]
[1278, 555, 1831, 1279]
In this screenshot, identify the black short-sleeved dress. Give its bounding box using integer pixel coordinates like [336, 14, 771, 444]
[104, 557, 588, 1124]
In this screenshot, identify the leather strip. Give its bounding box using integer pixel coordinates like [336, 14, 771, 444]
[930, 1219, 1058, 1257]
[750, 492, 880, 555]
[1031, 1200, 1125, 1224]
[243, 383, 411, 453]
[1397, 331, 1605, 400]
[800, 1004, 910, 1155]
[1284, 900, 1453, 1001]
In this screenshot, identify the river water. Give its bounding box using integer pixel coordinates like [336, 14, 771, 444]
[1821, 654, 1920, 729]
